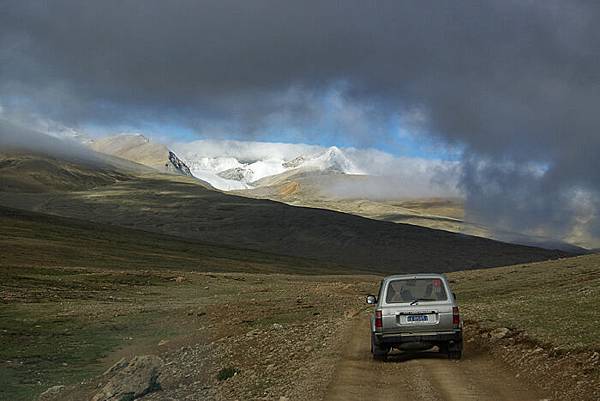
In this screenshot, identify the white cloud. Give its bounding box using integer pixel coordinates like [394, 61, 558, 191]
[171, 139, 323, 162]
[171, 139, 461, 198]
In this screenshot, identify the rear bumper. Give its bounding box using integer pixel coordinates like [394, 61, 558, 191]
[375, 330, 462, 345]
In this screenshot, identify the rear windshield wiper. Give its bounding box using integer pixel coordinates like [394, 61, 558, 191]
[410, 298, 436, 305]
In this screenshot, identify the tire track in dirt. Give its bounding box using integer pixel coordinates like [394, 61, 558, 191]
[324, 319, 550, 401]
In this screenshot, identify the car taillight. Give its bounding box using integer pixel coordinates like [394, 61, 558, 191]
[452, 306, 460, 328]
[375, 310, 383, 329]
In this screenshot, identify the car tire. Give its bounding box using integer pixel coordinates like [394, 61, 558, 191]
[448, 350, 462, 360]
[371, 332, 388, 361]
[447, 337, 463, 360]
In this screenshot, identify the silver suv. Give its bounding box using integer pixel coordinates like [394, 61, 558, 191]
[366, 274, 463, 360]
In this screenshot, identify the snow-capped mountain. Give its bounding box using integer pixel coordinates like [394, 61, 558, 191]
[38, 127, 457, 197]
[171, 140, 364, 191]
[299, 146, 362, 174]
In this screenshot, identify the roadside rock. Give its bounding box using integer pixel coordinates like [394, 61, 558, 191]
[103, 357, 128, 376]
[489, 327, 510, 340]
[92, 355, 163, 401]
[38, 385, 65, 400]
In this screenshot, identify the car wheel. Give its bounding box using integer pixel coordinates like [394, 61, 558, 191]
[371, 333, 388, 360]
[448, 350, 462, 360]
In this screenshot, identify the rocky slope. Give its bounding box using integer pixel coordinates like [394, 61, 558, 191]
[91, 134, 192, 177]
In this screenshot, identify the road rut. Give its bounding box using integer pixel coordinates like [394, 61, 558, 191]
[324, 320, 549, 401]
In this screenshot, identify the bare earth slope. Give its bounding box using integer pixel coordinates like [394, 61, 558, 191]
[90, 134, 192, 176]
[0, 170, 569, 273]
[237, 169, 586, 252]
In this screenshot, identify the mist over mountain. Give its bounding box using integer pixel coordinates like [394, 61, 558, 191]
[91, 134, 193, 177]
[171, 139, 459, 196]
[2, 1, 599, 247]
[2, 4, 599, 400]
[0, 119, 107, 167]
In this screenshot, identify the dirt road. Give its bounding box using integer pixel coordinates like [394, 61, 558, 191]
[324, 320, 550, 401]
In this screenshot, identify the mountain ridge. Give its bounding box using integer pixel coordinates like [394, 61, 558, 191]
[171, 140, 366, 191]
[61, 131, 587, 252]
[0, 133, 572, 274]
[90, 134, 193, 177]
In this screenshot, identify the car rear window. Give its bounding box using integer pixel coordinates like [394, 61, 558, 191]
[385, 278, 448, 303]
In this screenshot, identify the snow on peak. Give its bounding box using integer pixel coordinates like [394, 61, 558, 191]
[171, 140, 364, 191]
[301, 146, 364, 174]
[218, 166, 254, 181]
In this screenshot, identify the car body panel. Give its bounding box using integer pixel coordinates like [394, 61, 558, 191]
[370, 274, 462, 342]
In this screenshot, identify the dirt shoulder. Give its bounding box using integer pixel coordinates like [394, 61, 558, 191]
[20, 271, 376, 401]
[6, 254, 600, 401]
[323, 316, 598, 401]
[449, 254, 600, 401]
[467, 322, 600, 401]
[325, 318, 550, 401]
[39, 280, 597, 401]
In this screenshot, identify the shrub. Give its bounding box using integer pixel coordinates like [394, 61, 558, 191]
[217, 367, 240, 381]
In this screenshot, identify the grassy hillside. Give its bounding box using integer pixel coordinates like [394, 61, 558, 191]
[238, 170, 587, 252]
[0, 206, 350, 275]
[0, 153, 132, 193]
[239, 169, 469, 232]
[0, 206, 374, 401]
[0, 174, 570, 274]
[450, 254, 600, 351]
[0, 143, 572, 273]
[448, 255, 600, 401]
[1, 205, 597, 400]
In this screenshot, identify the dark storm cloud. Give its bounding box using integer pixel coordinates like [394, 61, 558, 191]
[2, 0, 600, 245]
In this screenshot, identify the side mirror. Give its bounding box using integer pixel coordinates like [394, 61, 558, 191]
[366, 295, 377, 305]
[453, 292, 457, 300]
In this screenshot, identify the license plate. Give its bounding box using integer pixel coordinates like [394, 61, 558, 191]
[407, 315, 428, 322]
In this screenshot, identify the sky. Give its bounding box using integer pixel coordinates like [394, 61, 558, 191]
[1, 0, 600, 247]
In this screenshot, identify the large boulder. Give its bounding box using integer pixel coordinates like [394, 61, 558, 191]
[92, 355, 163, 401]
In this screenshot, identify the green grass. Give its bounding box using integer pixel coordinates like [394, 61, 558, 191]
[0, 206, 356, 400]
[449, 254, 600, 351]
[0, 206, 350, 275]
[217, 367, 240, 381]
[0, 270, 187, 401]
[1, 203, 597, 400]
[0, 264, 357, 401]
